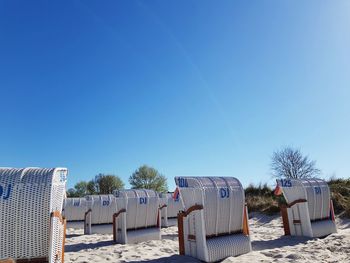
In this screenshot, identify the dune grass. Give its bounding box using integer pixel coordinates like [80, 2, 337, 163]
[245, 178, 350, 218]
[328, 178, 350, 217]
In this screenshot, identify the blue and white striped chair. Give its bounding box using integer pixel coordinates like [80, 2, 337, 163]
[63, 197, 88, 222]
[0, 167, 68, 263]
[275, 178, 337, 238]
[175, 176, 251, 262]
[113, 189, 161, 244]
[84, 195, 117, 234]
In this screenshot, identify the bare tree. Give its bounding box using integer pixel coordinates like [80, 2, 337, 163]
[271, 147, 320, 179]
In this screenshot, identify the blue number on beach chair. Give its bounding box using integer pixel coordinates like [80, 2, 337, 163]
[178, 178, 188, 188]
[73, 201, 80, 206]
[59, 171, 67, 183]
[102, 200, 110, 206]
[0, 184, 12, 200]
[220, 188, 230, 198]
[140, 197, 148, 204]
[280, 179, 292, 187]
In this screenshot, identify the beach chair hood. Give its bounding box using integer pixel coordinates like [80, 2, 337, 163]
[276, 178, 337, 237]
[113, 189, 161, 244]
[0, 167, 67, 263]
[175, 176, 251, 262]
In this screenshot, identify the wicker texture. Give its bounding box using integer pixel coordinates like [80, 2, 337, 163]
[206, 234, 251, 262]
[175, 176, 251, 262]
[0, 167, 67, 262]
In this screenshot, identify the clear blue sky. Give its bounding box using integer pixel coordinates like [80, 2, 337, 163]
[0, 0, 349, 190]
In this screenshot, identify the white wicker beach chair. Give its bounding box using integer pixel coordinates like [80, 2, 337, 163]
[84, 195, 117, 234]
[63, 197, 87, 222]
[275, 178, 337, 238]
[159, 192, 184, 227]
[175, 176, 251, 263]
[0, 167, 68, 263]
[112, 189, 161, 244]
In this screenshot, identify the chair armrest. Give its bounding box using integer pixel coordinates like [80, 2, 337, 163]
[178, 204, 204, 255]
[113, 209, 127, 242]
[50, 211, 66, 263]
[159, 204, 167, 210]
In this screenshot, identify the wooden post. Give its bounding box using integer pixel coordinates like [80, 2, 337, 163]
[62, 218, 67, 263]
[112, 209, 126, 243]
[177, 211, 185, 255]
[280, 205, 290, 235]
[177, 204, 203, 256]
[84, 209, 92, 235]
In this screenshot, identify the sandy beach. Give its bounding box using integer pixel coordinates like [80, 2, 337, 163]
[64, 214, 350, 262]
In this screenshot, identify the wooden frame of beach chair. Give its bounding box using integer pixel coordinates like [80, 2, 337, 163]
[275, 178, 337, 238]
[84, 195, 117, 235]
[175, 176, 252, 263]
[159, 192, 184, 228]
[112, 189, 161, 244]
[0, 167, 68, 263]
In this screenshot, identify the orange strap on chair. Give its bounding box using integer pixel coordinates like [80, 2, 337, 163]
[242, 204, 250, 236]
[50, 211, 66, 263]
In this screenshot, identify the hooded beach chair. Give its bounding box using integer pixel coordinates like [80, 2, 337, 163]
[112, 189, 161, 244]
[0, 167, 68, 263]
[159, 192, 184, 227]
[175, 176, 251, 262]
[275, 178, 337, 238]
[84, 195, 117, 234]
[63, 197, 88, 222]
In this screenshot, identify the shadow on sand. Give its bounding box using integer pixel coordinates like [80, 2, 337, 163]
[252, 236, 310, 251]
[161, 234, 178, 240]
[126, 255, 200, 263]
[65, 240, 115, 253]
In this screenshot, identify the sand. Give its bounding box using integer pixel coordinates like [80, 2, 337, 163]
[65, 214, 350, 262]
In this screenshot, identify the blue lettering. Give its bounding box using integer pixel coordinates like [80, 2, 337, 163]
[140, 197, 147, 204]
[102, 200, 110, 206]
[178, 178, 188, 188]
[3, 184, 11, 200]
[281, 179, 292, 187]
[220, 188, 230, 198]
[0, 184, 12, 200]
[314, 187, 321, 195]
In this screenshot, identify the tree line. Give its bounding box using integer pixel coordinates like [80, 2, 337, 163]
[67, 165, 168, 197]
[68, 147, 323, 197]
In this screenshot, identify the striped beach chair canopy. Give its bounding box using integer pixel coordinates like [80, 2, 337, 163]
[112, 189, 161, 244]
[86, 195, 117, 225]
[0, 167, 67, 263]
[276, 178, 337, 237]
[63, 197, 88, 222]
[277, 178, 331, 221]
[175, 176, 251, 262]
